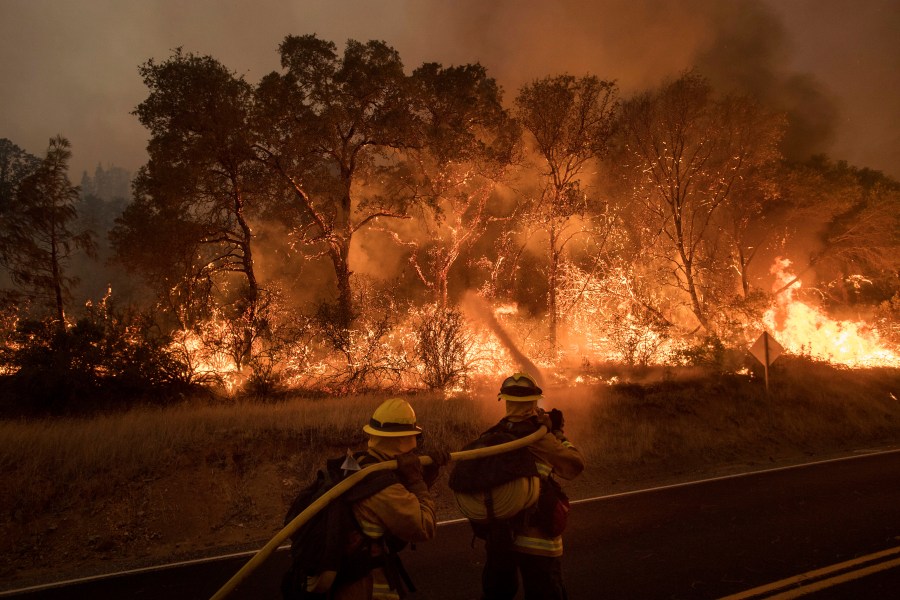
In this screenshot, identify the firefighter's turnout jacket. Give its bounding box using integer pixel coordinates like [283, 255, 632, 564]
[506, 412, 585, 557]
[335, 446, 437, 600]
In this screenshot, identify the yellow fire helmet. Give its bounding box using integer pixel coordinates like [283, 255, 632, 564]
[363, 398, 424, 437]
[498, 372, 543, 402]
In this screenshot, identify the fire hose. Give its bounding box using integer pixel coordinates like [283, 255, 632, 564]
[209, 425, 548, 600]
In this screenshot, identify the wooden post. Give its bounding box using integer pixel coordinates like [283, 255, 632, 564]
[763, 331, 770, 395]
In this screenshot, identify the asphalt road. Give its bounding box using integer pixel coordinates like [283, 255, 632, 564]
[4, 449, 899, 599]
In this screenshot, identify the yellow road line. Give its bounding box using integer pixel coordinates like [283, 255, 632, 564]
[767, 556, 900, 599]
[719, 545, 900, 599]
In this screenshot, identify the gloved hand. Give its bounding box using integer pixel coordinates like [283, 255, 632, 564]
[422, 450, 451, 488]
[549, 408, 565, 432]
[395, 452, 424, 487]
[535, 411, 553, 430]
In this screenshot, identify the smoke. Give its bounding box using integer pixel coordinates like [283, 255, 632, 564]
[691, 0, 839, 162]
[402, 0, 843, 164]
[399, 0, 713, 95]
[1, 1, 895, 178]
[460, 291, 544, 385]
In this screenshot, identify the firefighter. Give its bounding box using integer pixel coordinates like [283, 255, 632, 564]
[334, 398, 449, 600]
[481, 372, 585, 600]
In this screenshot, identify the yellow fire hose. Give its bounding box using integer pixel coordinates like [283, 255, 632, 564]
[209, 425, 548, 600]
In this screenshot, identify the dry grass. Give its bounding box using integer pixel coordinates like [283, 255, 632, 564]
[0, 361, 898, 586]
[0, 392, 492, 524]
[2, 363, 898, 518]
[575, 359, 900, 481]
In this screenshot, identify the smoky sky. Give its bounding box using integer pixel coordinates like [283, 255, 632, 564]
[1, 0, 897, 179]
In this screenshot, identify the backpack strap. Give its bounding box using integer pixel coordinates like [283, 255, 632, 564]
[344, 453, 399, 503]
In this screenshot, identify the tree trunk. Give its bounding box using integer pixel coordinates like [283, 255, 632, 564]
[233, 186, 257, 370]
[738, 246, 750, 298]
[682, 256, 709, 331]
[333, 175, 355, 331]
[673, 207, 709, 331]
[332, 237, 354, 330]
[50, 223, 66, 333]
[548, 223, 559, 348]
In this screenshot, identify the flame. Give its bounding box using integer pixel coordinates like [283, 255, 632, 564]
[169, 317, 244, 392]
[556, 263, 678, 366]
[762, 258, 899, 367]
[153, 259, 898, 395]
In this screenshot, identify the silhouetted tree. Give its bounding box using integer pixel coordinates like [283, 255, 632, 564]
[3, 136, 95, 330]
[118, 50, 263, 367]
[0, 139, 40, 214]
[0, 139, 41, 275]
[80, 164, 131, 202]
[396, 62, 521, 307]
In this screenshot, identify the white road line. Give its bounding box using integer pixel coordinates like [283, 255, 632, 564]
[2, 447, 898, 596]
[569, 446, 900, 506]
[0, 548, 274, 597]
[718, 545, 900, 599]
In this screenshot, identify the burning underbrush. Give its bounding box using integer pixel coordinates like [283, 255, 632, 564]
[0, 362, 898, 588]
[172, 261, 900, 399]
[1, 257, 898, 419]
[160, 275, 900, 398]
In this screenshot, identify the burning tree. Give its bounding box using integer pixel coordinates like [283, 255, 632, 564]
[514, 75, 618, 348]
[254, 35, 421, 333]
[776, 157, 900, 306]
[391, 62, 520, 307]
[366, 62, 522, 388]
[617, 71, 782, 334]
[118, 50, 264, 370]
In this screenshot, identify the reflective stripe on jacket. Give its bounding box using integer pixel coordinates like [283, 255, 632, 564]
[345, 455, 436, 600]
[512, 428, 584, 557]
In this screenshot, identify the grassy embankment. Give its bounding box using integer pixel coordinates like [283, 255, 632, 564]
[1, 358, 898, 588]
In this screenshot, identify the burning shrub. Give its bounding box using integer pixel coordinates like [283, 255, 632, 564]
[706, 290, 770, 348]
[672, 335, 728, 372]
[306, 281, 411, 393]
[0, 293, 195, 415]
[875, 292, 900, 346]
[414, 305, 473, 390]
[0, 292, 25, 370]
[606, 311, 672, 366]
[166, 314, 240, 389]
[556, 261, 674, 365]
[217, 288, 307, 397]
[241, 291, 317, 398]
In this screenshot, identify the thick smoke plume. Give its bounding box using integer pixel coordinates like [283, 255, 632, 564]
[461, 291, 544, 385]
[402, 0, 841, 163]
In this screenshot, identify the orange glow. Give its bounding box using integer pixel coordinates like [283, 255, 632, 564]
[169, 318, 244, 391]
[160, 261, 898, 396]
[762, 258, 899, 367]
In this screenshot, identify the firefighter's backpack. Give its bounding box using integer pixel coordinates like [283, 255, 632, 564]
[281, 452, 397, 599]
[448, 417, 541, 524]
